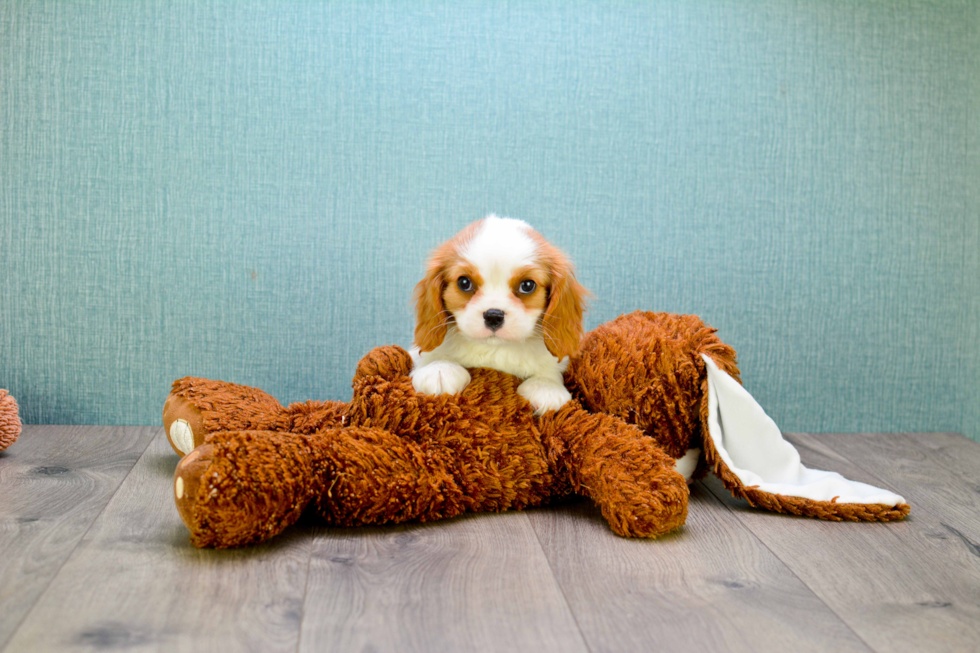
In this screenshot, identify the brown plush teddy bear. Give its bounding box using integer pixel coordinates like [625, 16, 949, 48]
[0, 389, 21, 452]
[164, 312, 909, 549]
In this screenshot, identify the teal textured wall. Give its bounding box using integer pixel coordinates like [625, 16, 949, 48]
[1, 1, 978, 439]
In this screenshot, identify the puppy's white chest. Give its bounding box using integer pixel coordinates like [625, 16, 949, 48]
[417, 328, 566, 381]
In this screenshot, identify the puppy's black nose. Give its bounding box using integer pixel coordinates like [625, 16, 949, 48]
[483, 309, 505, 331]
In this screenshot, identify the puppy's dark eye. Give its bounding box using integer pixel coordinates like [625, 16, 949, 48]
[457, 276, 473, 292]
[518, 279, 537, 294]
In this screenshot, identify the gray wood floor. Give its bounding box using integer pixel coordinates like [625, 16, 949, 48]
[1, 427, 978, 653]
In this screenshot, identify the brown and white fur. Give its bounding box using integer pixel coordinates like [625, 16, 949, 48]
[411, 215, 589, 415]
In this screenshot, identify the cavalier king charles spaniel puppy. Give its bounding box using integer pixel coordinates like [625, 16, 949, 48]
[410, 215, 589, 415]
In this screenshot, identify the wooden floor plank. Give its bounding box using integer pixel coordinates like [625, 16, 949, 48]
[299, 512, 589, 653]
[0, 425, 157, 650]
[701, 432, 980, 653]
[6, 429, 976, 652]
[898, 431, 980, 471]
[826, 432, 980, 540]
[3, 431, 313, 653]
[528, 484, 871, 653]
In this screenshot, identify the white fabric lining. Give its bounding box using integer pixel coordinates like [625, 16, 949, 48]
[701, 354, 905, 506]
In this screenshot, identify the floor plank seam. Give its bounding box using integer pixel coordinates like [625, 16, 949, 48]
[292, 526, 318, 653]
[694, 479, 880, 653]
[0, 427, 160, 653]
[527, 512, 594, 653]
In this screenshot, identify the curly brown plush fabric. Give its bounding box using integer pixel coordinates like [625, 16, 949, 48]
[170, 342, 687, 548]
[567, 312, 739, 460]
[0, 389, 21, 452]
[166, 311, 907, 549]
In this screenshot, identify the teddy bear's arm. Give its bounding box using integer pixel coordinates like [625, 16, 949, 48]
[353, 345, 415, 383]
[565, 311, 740, 460]
[539, 404, 689, 538]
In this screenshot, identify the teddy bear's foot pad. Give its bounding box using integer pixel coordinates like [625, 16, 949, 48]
[169, 420, 195, 457]
[163, 393, 206, 456]
[174, 445, 214, 530]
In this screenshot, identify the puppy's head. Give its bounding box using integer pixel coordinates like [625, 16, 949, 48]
[414, 215, 588, 360]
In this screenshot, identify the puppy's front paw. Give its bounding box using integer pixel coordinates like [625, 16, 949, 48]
[410, 361, 471, 396]
[518, 377, 572, 416]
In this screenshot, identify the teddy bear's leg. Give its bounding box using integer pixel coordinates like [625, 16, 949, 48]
[173, 429, 331, 548]
[163, 377, 346, 456]
[163, 378, 288, 456]
[173, 425, 467, 548]
[539, 405, 689, 538]
[311, 425, 466, 527]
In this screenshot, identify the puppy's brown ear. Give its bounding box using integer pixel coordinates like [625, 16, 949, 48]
[413, 220, 486, 352]
[541, 247, 589, 361]
[413, 265, 449, 352]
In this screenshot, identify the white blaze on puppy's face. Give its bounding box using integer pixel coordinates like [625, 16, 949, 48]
[447, 216, 546, 343]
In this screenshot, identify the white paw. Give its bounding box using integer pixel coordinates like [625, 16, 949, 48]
[410, 361, 472, 396]
[518, 377, 572, 416]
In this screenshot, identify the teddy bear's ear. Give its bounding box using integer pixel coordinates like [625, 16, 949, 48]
[699, 353, 909, 521]
[413, 267, 449, 352]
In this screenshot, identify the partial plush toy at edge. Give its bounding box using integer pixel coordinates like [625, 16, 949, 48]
[0, 389, 21, 452]
[163, 312, 909, 549]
